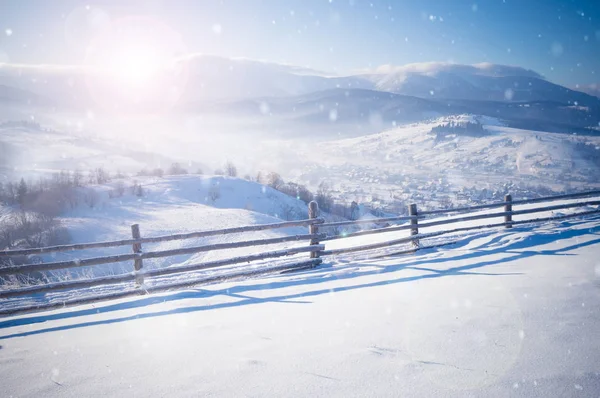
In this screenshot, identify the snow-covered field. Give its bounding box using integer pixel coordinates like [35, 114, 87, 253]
[3, 114, 600, 206]
[1, 218, 599, 397]
[288, 115, 600, 206]
[2, 175, 316, 276]
[1, 173, 598, 312]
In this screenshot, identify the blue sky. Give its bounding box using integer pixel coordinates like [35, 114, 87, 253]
[0, 0, 599, 86]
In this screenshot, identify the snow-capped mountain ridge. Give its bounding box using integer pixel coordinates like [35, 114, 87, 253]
[1, 56, 597, 107]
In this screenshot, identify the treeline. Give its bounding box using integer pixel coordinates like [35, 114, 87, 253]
[0, 161, 369, 256]
[431, 121, 487, 138]
[0, 167, 119, 257]
[254, 171, 361, 220]
[138, 162, 356, 219]
[137, 161, 240, 179]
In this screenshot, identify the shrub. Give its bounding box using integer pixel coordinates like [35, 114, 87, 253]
[168, 162, 188, 175]
[225, 161, 237, 177]
[266, 172, 284, 190]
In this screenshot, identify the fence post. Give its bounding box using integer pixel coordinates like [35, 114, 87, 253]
[504, 194, 513, 228]
[131, 224, 144, 285]
[308, 201, 321, 261]
[408, 203, 419, 248]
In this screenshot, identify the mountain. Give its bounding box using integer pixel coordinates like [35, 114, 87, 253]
[191, 87, 600, 133]
[0, 84, 53, 106]
[574, 83, 600, 99]
[177, 54, 371, 102]
[0, 64, 90, 109]
[1, 57, 599, 134]
[365, 63, 600, 107]
[195, 88, 449, 122]
[0, 121, 207, 181]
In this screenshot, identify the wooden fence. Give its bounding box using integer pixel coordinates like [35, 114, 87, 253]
[1, 189, 600, 315]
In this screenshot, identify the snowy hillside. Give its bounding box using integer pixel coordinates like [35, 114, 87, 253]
[0, 121, 202, 181]
[286, 115, 600, 208]
[3, 113, 599, 214]
[197, 87, 600, 134]
[367, 62, 600, 106]
[37, 175, 317, 274]
[1, 217, 599, 397]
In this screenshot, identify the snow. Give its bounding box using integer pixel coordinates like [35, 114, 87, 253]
[2, 172, 598, 312]
[49, 175, 314, 270]
[1, 218, 599, 397]
[288, 115, 600, 207]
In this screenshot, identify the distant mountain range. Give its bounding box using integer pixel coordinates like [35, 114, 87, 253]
[0, 55, 599, 132]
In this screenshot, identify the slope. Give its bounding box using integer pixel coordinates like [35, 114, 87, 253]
[1, 218, 599, 397]
[290, 115, 600, 207]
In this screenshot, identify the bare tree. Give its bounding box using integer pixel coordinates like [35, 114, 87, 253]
[17, 178, 27, 207]
[73, 169, 83, 187]
[315, 181, 334, 212]
[266, 172, 284, 190]
[225, 161, 238, 177]
[84, 189, 100, 208]
[168, 163, 188, 175]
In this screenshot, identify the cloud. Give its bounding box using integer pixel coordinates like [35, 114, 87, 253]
[1, 58, 544, 82]
[573, 83, 600, 98]
[0, 63, 89, 76]
[362, 62, 544, 80]
[0, 53, 329, 79]
[173, 53, 330, 76]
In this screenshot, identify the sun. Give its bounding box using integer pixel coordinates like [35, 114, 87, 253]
[84, 16, 188, 109]
[108, 44, 162, 85]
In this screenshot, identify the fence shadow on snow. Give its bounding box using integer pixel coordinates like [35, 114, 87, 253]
[1, 218, 599, 339]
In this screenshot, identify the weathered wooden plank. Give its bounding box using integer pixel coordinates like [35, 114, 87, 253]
[140, 234, 325, 261]
[511, 201, 600, 216]
[322, 223, 413, 241]
[0, 234, 325, 276]
[323, 198, 600, 242]
[308, 201, 321, 259]
[0, 218, 325, 257]
[0, 244, 325, 299]
[504, 194, 513, 229]
[509, 191, 600, 206]
[321, 236, 416, 256]
[417, 200, 600, 231]
[419, 190, 600, 216]
[320, 214, 418, 228]
[140, 244, 325, 279]
[321, 209, 600, 257]
[409, 203, 419, 247]
[0, 272, 137, 299]
[0, 259, 322, 317]
[0, 252, 139, 276]
[131, 224, 144, 285]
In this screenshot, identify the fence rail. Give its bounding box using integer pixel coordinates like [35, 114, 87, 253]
[0, 218, 325, 257]
[1, 189, 600, 315]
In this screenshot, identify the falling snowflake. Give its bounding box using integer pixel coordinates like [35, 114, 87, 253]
[329, 109, 338, 122]
[259, 102, 270, 115]
[5, 28, 12, 36]
[551, 42, 564, 57]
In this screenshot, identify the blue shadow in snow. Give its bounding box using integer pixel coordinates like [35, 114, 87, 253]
[1, 220, 599, 339]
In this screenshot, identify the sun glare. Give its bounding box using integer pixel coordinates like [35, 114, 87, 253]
[84, 16, 188, 109]
[108, 44, 162, 85]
